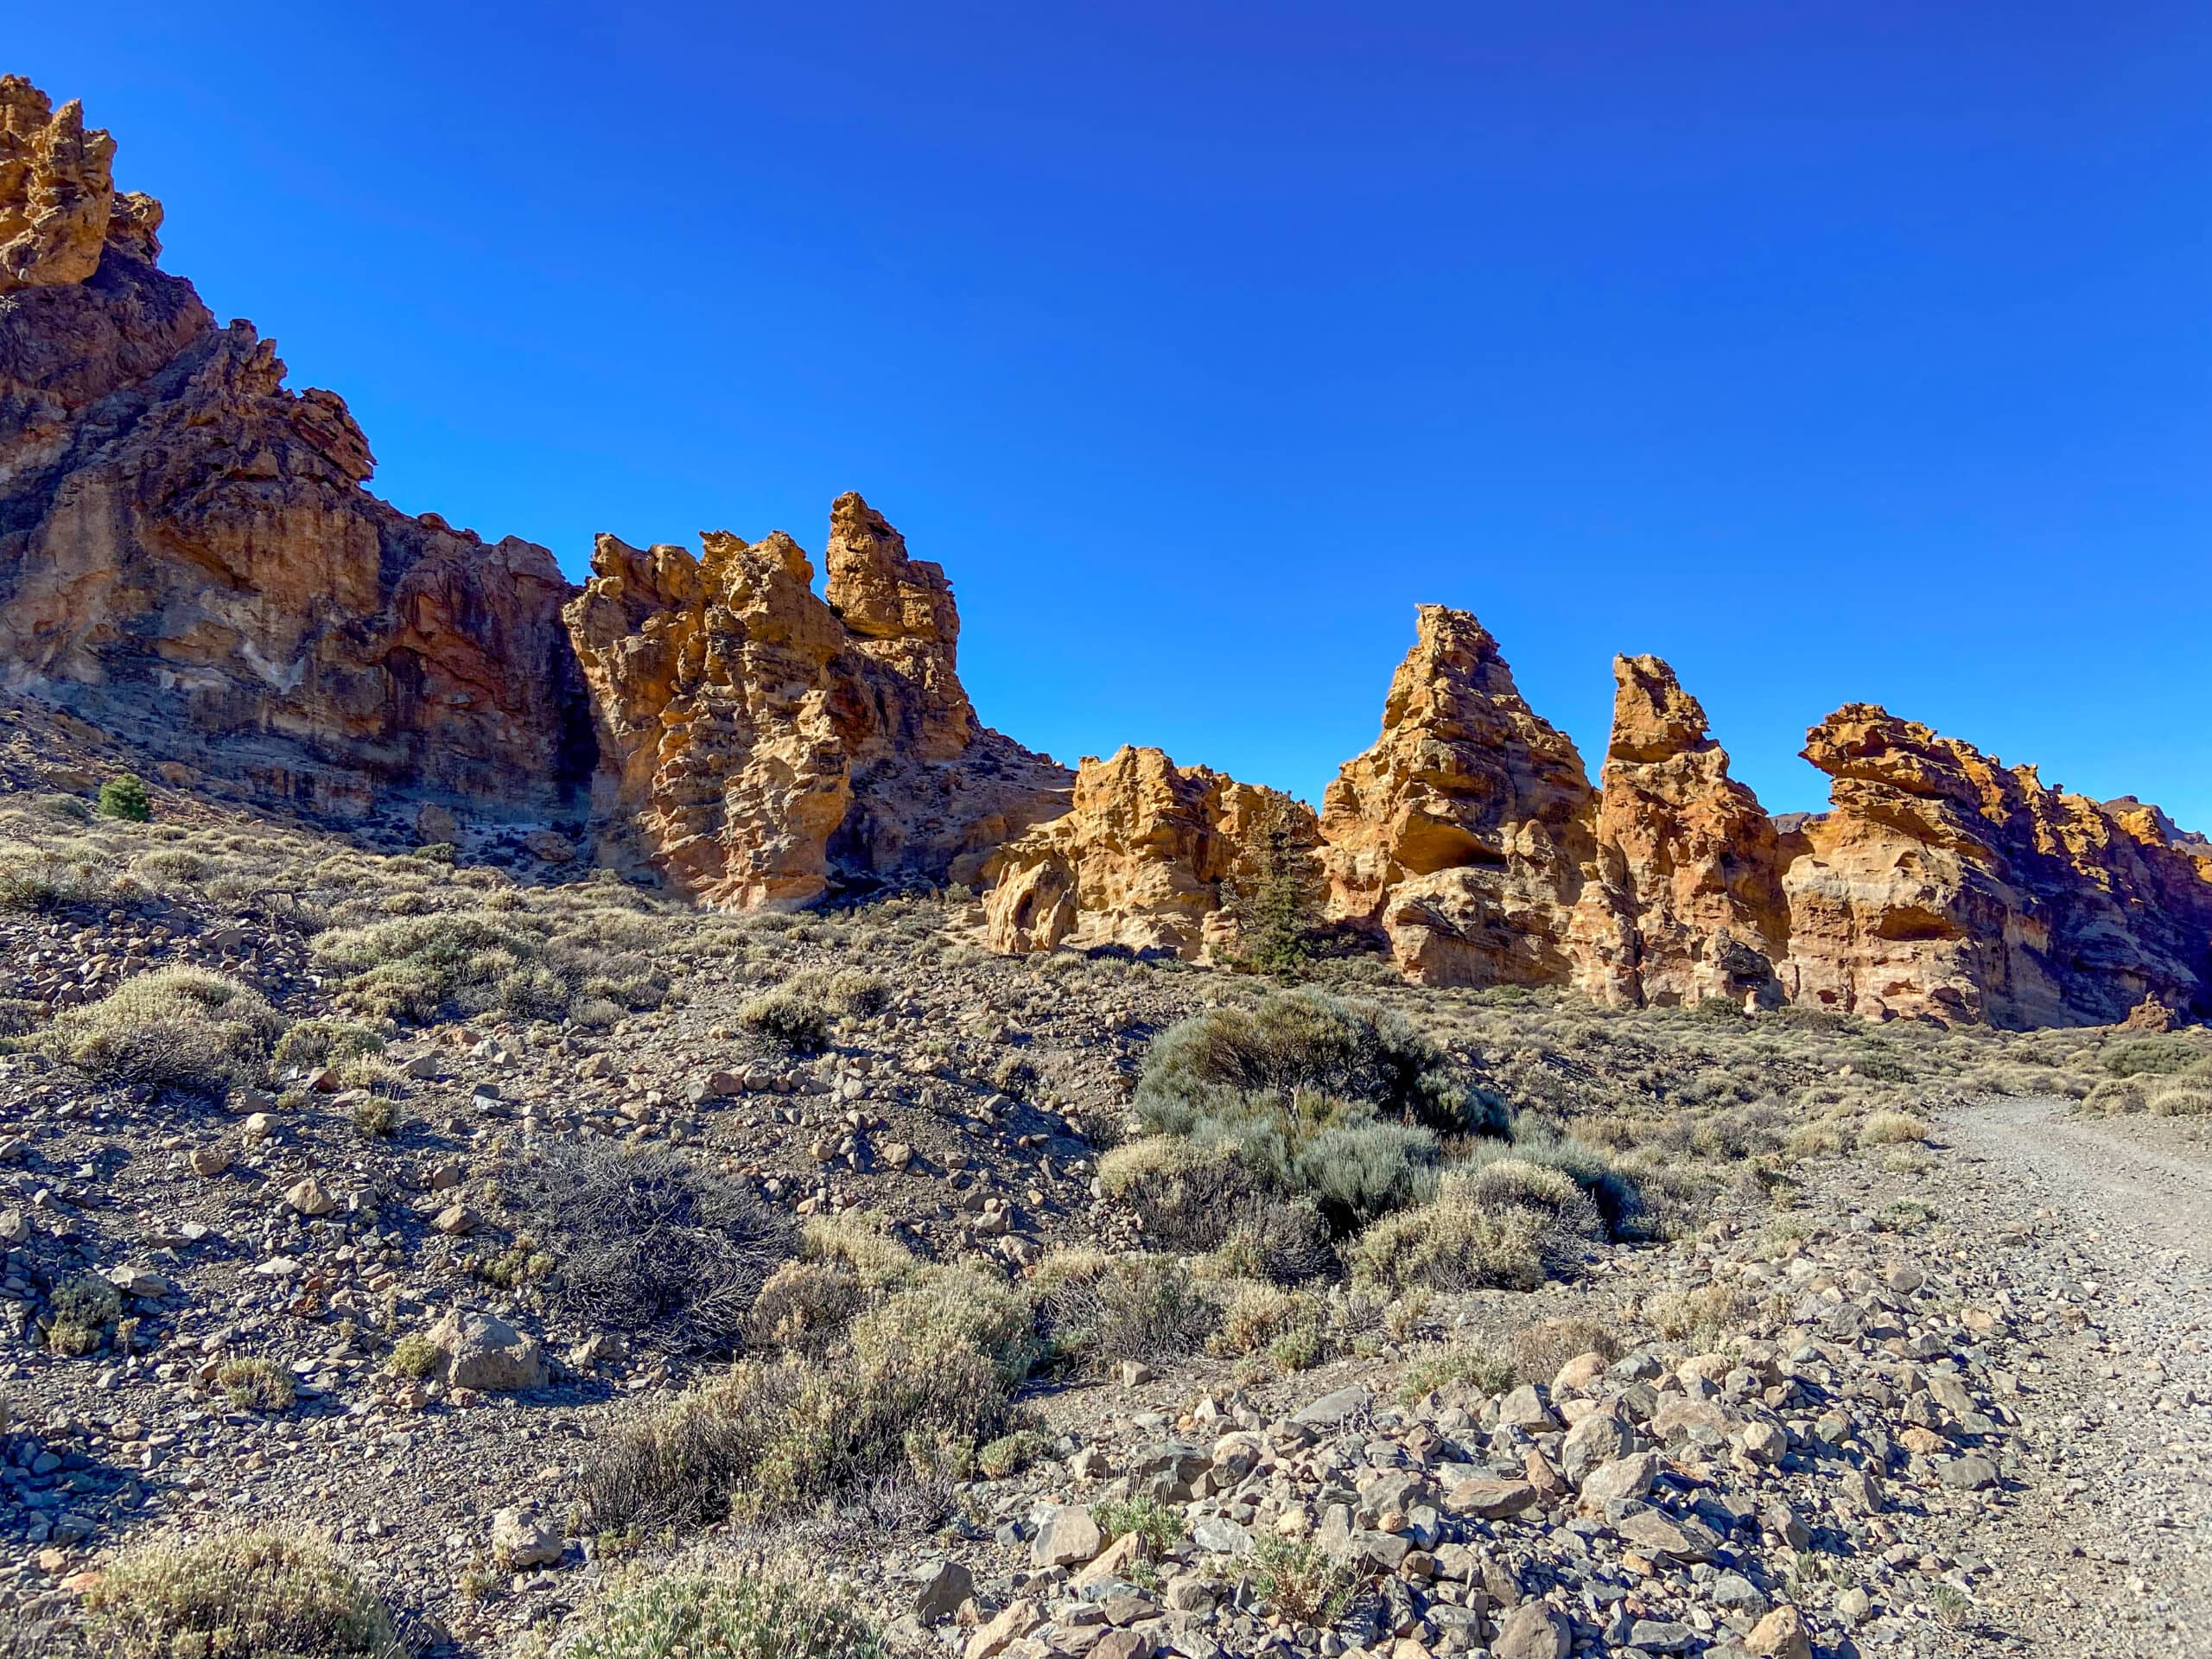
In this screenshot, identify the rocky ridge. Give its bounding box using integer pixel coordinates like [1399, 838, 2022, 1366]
[0, 73, 2207, 1029]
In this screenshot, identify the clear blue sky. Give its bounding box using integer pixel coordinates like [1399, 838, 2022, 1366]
[17, 3, 2210, 825]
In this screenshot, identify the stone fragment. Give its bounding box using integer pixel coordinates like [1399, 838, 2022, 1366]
[489, 1508, 562, 1568]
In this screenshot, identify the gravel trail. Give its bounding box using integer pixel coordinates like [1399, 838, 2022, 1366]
[1945, 1096, 2212, 1655]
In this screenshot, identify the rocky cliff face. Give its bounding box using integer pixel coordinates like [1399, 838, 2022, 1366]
[1572, 654, 1789, 1009]
[0, 75, 593, 817]
[3, 75, 2206, 1020]
[566, 496, 1069, 908]
[1319, 606, 1599, 987]
[1776, 706, 2212, 1027]
[981, 745, 1314, 959]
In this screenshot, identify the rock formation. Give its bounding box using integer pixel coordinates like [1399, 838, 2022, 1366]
[0, 75, 593, 817]
[3, 75, 2208, 1022]
[1571, 654, 1789, 1009]
[1775, 706, 2212, 1026]
[565, 496, 1069, 908]
[1319, 606, 1599, 987]
[981, 746, 1315, 959]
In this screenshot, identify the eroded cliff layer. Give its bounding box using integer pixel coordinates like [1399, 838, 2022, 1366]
[981, 745, 1315, 960]
[0, 76, 594, 817]
[565, 495, 1069, 908]
[1777, 706, 2212, 1027]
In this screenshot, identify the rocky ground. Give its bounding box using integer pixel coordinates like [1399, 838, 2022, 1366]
[0, 770, 2205, 1658]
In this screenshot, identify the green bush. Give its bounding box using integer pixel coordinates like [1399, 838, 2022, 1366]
[1247, 1536, 1353, 1624]
[736, 988, 832, 1054]
[563, 1566, 883, 1659]
[80, 1530, 393, 1659]
[47, 1274, 123, 1356]
[1136, 990, 1473, 1137]
[2102, 1037, 2203, 1077]
[1287, 1122, 1441, 1230]
[47, 968, 283, 1093]
[1091, 1495, 1187, 1555]
[97, 774, 153, 823]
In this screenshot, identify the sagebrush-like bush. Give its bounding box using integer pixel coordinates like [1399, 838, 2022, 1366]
[1031, 1250, 1220, 1369]
[48, 968, 283, 1093]
[81, 1530, 394, 1659]
[562, 1565, 883, 1659]
[1136, 990, 1472, 1137]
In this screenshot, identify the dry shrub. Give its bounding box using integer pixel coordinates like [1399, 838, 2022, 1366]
[1100, 1137, 1335, 1281]
[1643, 1283, 1754, 1346]
[81, 1530, 395, 1658]
[1348, 1187, 1548, 1293]
[585, 1266, 1027, 1535]
[1510, 1314, 1624, 1384]
[502, 1141, 797, 1355]
[47, 969, 282, 1094]
[2148, 1083, 2212, 1116]
[1858, 1110, 1929, 1147]
[1031, 1250, 1221, 1369]
[562, 1560, 883, 1659]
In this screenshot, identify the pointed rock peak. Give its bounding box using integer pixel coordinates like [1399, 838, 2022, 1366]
[1607, 654, 1717, 765]
[1, 75, 162, 290]
[826, 491, 958, 649]
[1395, 604, 1529, 707]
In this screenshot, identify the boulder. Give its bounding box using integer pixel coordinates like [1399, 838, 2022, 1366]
[426, 1310, 545, 1392]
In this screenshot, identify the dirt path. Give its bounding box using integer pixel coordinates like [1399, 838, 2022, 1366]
[1944, 1096, 2212, 1655]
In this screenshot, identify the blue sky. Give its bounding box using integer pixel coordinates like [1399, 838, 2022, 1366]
[17, 3, 2210, 823]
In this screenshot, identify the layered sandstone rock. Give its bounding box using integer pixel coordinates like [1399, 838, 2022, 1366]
[0, 76, 593, 817]
[566, 498, 1068, 907]
[1319, 606, 1599, 987]
[1571, 655, 1789, 1008]
[0, 77, 124, 291]
[1776, 707, 2212, 1026]
[981, 746, 1315, 958]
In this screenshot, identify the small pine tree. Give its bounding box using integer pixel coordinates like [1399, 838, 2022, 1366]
[1221, 796, 1323, 977]
[96, 773, 152, 823]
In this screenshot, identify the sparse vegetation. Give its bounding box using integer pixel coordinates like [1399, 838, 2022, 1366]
[502, 1141, 798, 1355]
[46, 967, 283, 1093]
[80, 1530, 394, 1659]
[216, 1356, 296, 1413]
[563, 1563, 884, 1659]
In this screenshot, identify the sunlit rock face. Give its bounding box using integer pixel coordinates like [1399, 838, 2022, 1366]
[0, 74, 594, 818]
[565, 496, 1070, 907]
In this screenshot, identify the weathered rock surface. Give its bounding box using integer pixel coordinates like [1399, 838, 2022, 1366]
[1776, 705, 2212, 1026]
[566, 494, 1068, 906]
[981, 745, 1314, 959]
[0, 76, 594, 818]
[0, 77, 124, 291]
[1570, 654, 1789, 1009]
[1319, 606, 1599, 988]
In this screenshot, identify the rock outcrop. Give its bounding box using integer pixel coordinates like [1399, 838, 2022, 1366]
[565, 497, 1068, 907]
[1571, 655, 1789, 1009]
[981, 746, 1315, 959]
[0, 75, 594, 817]
[1319, 607, 1600, 987]
[1775, 706, 2212, 1026]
